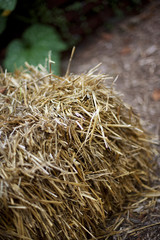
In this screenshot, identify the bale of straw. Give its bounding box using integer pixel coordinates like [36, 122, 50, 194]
[0, 63, 153, 239]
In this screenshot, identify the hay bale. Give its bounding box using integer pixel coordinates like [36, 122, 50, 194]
[0, 63, 153, 239]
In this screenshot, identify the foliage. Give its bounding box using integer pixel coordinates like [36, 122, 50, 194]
[4, 24, 67, 74]
[0, 16, 7, 34]
[0, 0, 17, 11]
[1, 0, 146, 74]
[0, 0, 17, 34]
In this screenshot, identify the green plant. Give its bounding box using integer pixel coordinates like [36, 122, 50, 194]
[0, 0, 17, 34]
[4, 23, 67, 74]
[1, 0, 146, 75]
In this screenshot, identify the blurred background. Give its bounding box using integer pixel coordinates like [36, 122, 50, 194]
[0, 0, 150, 74]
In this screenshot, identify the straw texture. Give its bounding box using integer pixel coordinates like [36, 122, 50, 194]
[0, 63, 153, 239]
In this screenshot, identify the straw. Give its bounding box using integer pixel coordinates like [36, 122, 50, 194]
[0, 62, 154, 239]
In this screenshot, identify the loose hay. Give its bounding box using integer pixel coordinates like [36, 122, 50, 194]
[0, 63, 154, 239]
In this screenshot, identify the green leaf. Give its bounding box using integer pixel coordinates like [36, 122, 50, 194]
[4, 40, 27, 71]
[0, 16, 7, 34]
[23, 24, 67, 51]
[0, 0, 17, 11]
[4, 24, 67, 74]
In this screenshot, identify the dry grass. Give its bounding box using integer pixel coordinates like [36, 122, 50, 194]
[0, 62, 155, 239]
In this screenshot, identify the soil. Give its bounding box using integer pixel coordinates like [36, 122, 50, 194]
[62, 1, 160, 239]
